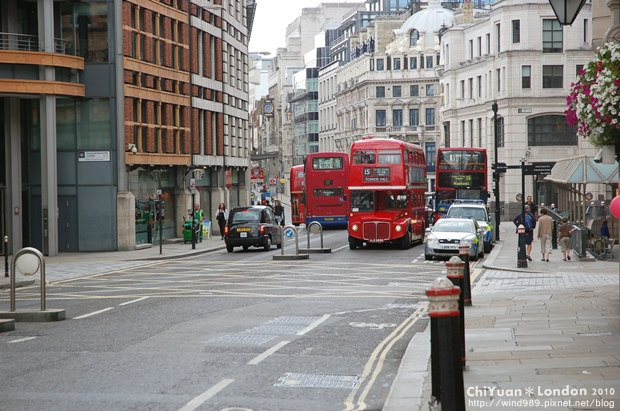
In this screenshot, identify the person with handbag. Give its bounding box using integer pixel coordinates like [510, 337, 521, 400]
[215, 203, 228, 240]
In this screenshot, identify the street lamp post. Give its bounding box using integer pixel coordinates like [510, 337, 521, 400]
[517, 160, 528, 268]
[492, 101, 501, 241]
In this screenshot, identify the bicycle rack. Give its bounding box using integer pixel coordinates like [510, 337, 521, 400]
[0, 247, 65, 322]
[273, 224, 309, 260]
[299, 221, 331, 253]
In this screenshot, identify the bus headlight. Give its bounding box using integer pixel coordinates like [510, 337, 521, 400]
[351, 224, 359, 232]
[395, 225, 403, 232]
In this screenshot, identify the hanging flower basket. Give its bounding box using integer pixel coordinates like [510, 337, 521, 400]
[566, 42, 620, 147]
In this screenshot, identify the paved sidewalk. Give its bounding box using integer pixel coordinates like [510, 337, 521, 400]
[384, 225, 620, 411]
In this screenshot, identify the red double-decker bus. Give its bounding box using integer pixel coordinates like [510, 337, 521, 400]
[289, 165, 305, 226]
[304, 152, 349, 228]
[347, 138, 427, 249]
[435, 147, 488, 215]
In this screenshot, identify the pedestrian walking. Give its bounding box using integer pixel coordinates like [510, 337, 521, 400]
[274, 200, 285, 226]
[513, 204, 536, 261]
[193, 203, 205, 242]
[215, 203, 228, 240]
[558, 217, 577, 261]
[537, 208, 553, 261]
[600, 219, 610, 238]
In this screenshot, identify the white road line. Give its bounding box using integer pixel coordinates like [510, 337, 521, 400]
[7, 337, 37, 344]
[119, 296, 150, 306]
[178, 378, 234, 411]
[297, 314, 331, 335]
[247, 340, 290, 365]
[73, 307, 114, 319]
[333, 244, 349, 252]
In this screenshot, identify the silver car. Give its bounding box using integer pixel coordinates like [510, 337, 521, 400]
[424, 217, 484, 260]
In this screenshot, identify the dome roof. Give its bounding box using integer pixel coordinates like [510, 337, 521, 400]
[394, 0, 454, 44]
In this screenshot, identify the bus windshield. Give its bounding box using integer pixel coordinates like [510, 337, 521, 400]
[350, 191, 374, 212]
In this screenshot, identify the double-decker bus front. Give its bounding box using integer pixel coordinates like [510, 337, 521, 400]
[304, 152, 349, 228]
[289, 165, 305, 226]
[435, 148, 488, 216]
[347, 139, 427, 249]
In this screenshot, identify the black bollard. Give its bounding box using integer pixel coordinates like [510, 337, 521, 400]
[426, 277, 465, 411]
[552, 220, 558, 249]
[459, 243, 473, 306]
[446, 256, 466, 368]
[517, 224, 528, 268]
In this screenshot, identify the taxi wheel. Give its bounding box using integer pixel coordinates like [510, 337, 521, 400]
[264, 237, 272, 251]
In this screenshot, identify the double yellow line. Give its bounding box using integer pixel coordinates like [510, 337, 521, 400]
[343, 303, 428, 411]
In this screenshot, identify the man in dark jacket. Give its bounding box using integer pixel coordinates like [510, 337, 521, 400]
[513, 204, 536, 261]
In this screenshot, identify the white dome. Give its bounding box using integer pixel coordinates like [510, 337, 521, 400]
[394, 0, 454, 46]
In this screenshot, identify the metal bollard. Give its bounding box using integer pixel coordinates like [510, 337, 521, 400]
[517, 224, 528, 268]
[446, 255, 466, 368]
[459, 243, 473, 306]
[4, 235, 8, 278]
[426, 277, 465, 411]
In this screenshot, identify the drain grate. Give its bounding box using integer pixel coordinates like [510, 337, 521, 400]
[204, 334, 276, 346]
[245, 324, 308, 335]
[274, 373, 360, 389]
[267, 316, 322, 325]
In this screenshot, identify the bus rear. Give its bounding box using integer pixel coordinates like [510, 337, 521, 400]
[304, 152, 349, 228]
[435, 148, 488, 217]
[289, 165, 305, 226]
[347, 138, 427, 249]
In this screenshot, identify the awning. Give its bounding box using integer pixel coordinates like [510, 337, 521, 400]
[545, 155, 618, 185]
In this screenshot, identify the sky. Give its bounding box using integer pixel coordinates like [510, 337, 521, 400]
[248, 0, 362, 56]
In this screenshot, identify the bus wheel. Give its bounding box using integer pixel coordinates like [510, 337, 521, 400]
[400, 229, 412, 250]
[349, 236, 360, 250]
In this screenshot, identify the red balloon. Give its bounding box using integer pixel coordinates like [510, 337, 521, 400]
[610, 196, 620, 219]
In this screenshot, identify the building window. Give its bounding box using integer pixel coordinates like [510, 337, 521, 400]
[468, 78, 473, 99]
[376, 58, 384, 70]
[393, 85, 401, 97]
[486, 33, 490, 54]
[576, 64, 584, 76]
[460, 80, 465, 98]
[477, 36, 481, 56]
[496, 68, 501, 91]
[495, 23, 500, 53]
[469, 39, 474, 59]
[477, 75, 482, 97]
[542, 65, 563, 88]
[409, 56, 417, 69]
[409, 109, 419, 126]
[393, 109, 403, 126]
[410, 84, 419, 96]
[512, 20, 520, 43]
[528, 115, 577, 146]
[426, 142, 436, 172]
[376, 86, 385, 98]
[426, 84, 435, 96]
[497, 117, 504, 147]
[583, 19, 588, 42]
[522, 65, 531, 88]
[376, 110, 386, 127]
[543, 19, 563, 53]
[393, 58, 401, 70]
[426, 55, 433, 68]
[410, 29, 419, 46]
[425, 108, 435, 126]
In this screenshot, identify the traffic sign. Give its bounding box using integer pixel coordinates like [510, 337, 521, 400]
[492, 162, 507, 173]
[523, 164, 553, 175]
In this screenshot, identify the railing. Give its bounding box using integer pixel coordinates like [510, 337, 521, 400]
[0, 32, 71, 54]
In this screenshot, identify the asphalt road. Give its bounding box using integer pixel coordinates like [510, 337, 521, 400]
[0, 230, 464, 411]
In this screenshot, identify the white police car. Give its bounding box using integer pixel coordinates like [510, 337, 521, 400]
[446, 200, 495, 253]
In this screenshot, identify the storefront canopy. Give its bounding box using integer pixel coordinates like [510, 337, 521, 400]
[545, 155, 618, 185]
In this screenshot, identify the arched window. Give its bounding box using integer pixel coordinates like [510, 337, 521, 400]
[409, 30, 420, 46]
[528, 115, 577, 146]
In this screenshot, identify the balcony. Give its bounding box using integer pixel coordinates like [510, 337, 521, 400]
[0, 32, 70, 54]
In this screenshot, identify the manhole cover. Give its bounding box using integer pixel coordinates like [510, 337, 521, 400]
[275, 373, 360, 389]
